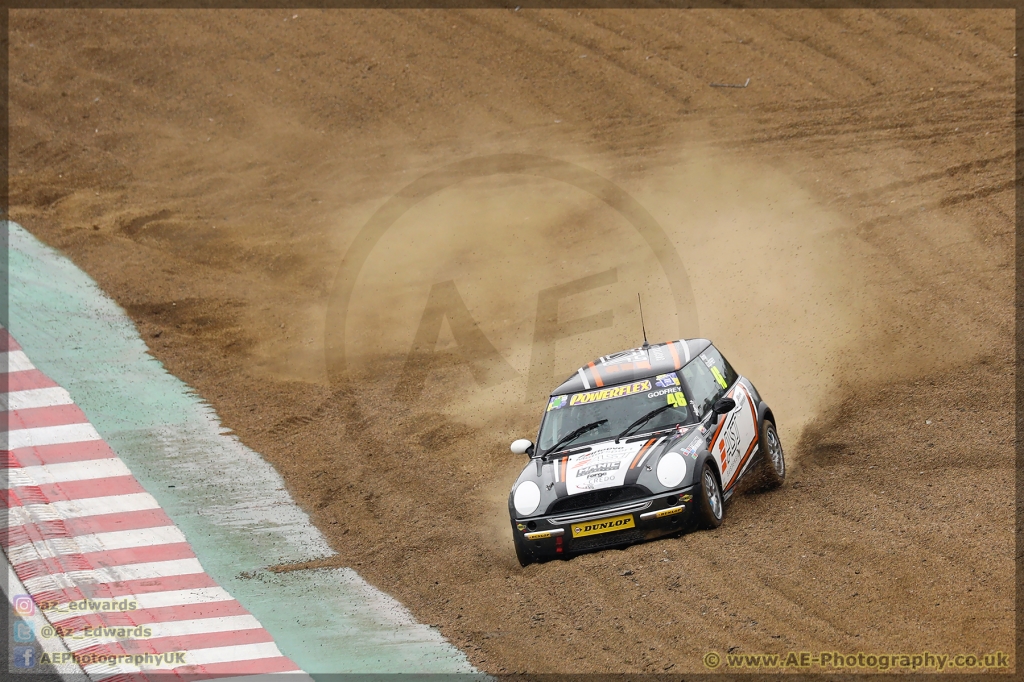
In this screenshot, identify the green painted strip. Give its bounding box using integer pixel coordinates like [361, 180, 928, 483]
[3, 221, 477, 676]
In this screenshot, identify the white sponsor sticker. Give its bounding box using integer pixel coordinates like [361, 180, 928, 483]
[564, 441, 645, 495]
[647, 387, 682, 399]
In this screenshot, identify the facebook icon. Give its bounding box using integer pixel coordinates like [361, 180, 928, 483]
[12, 646, 36, 669]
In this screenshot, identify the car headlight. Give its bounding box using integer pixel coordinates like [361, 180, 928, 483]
[657, 452, 687, 488]
[513, 481, 541, 517]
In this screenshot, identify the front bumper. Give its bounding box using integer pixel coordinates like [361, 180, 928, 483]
[512, 485, 699, 562]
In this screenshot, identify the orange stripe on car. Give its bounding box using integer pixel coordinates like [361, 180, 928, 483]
[630, 438, 656, 469]
[588, 362, 604, 387]
[708, 412, 726, 450]
[667, 342, 681, 368]
[725, 433, 759, 491]
[560, 456, 568, 482]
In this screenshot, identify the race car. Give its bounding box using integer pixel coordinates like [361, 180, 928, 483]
[508, 338, 785, 566]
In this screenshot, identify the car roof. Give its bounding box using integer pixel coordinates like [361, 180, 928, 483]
[549, 338, 713, 396]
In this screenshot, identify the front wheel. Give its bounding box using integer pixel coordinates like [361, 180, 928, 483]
[695, 462, 724, 529]
[512, 532, 533, 567]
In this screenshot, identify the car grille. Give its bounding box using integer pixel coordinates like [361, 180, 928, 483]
[570, 529, 645, 552]
[547, 485, 650, 514]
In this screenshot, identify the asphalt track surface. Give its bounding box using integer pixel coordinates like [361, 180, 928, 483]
[9, 8, 1015, 675]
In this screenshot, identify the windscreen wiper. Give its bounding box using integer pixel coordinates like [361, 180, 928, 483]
[615, 404, 674, 443]
[543, 420, 608, 459]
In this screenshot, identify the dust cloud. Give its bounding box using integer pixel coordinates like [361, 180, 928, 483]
[326, 141, 963, 455]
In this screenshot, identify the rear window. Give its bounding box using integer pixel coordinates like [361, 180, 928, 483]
[681, 346, 739, 418]
[699, 345, 739, 388]
[680, 359, 724, 418]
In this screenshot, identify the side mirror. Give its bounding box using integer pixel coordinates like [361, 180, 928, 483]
[712, 397, 736, 415]
[510, 439, 534, 456]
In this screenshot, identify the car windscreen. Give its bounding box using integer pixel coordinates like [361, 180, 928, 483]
[537, 373, 696, 455]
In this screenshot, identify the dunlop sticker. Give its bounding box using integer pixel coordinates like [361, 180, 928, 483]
[571, 513, 636, 538]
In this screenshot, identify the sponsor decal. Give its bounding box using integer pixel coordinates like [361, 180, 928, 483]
[571, 447, 630, 469]
[547, 395, 568, 411]
[702, 352, 729, 388]
[517, 523, 527, 531]
[576, 461, 621, 477]
[655, 372, 680, 388]
[716, 383, 760, 491]
[681, 494, 693, 502]
[571, 513, 636, 537]
[565, 442, 641, 494]
[652, 506, 684, 519]
[667, 391, 687, 407]
[573, 455, 624, 487]
[525, 531, 552, 540]
[648, 386, 682, 399]
[681, 438, 701, 458]
[649, 345, 669, 363]
[723, 418, 742, 466]
[569, 380, 652, 406]
[601, 350, 648, 365]
[576, 471, 619, 489]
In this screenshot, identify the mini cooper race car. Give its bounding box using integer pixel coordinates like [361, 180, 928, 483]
[508, 338, 785, 566]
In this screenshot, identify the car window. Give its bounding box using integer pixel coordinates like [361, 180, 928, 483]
[681, 358, 724, 418]
[700, 345, 739, 388]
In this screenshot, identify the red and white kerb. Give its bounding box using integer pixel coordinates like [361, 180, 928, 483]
[2, 329, 309, 682]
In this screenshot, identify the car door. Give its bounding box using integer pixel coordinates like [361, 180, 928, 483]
[680, 351, 757, 491]
[699, 347, 759, 491]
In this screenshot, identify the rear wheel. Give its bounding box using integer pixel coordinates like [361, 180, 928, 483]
[696, 462, 724, 529]
[755, 419, 786, 490]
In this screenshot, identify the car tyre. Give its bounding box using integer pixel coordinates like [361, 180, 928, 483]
[755, 419, 786, 490]
[696, 462, 724, 529]
[513, 533, 534, 567]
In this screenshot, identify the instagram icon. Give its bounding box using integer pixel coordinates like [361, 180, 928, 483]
[12, 595, 35, 616]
